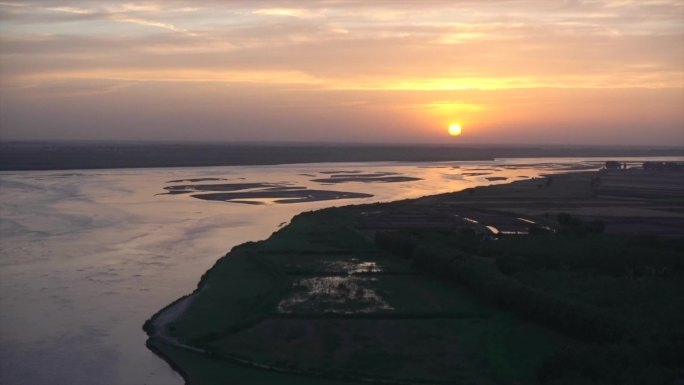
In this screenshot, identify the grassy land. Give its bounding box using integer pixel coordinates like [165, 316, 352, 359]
[148, 339, 358, 385]
[146, 169, 684, 384]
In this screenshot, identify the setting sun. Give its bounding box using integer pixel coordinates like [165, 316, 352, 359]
[448, 124, 462, 136]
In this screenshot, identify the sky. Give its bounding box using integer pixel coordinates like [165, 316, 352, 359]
[0, 0, 682, 145]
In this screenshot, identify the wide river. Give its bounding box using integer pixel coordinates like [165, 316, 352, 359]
[0, 157, 677, 385]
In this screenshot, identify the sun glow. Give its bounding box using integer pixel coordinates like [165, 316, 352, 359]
[448, 124, 462, 136]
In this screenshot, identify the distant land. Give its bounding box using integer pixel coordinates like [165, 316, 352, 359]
[1, 141, 682, 171]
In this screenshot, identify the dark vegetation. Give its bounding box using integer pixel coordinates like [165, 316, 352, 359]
[148, 208, 567, 384]
[555, 212, 605, 235]
[146, 170, 684, 384]
[643, 161, 684, 171]
[375, 227, 684, 385]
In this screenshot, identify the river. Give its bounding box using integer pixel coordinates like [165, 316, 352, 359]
[1, 157, 676, 385]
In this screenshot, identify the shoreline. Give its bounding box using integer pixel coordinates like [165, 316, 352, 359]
[2, 141, 682, 171]
[144, 293, 204, 385]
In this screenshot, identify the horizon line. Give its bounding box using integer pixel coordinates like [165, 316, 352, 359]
[2, 139, 683, 150]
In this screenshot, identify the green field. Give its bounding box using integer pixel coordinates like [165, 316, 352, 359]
[146, 169, 684, 384]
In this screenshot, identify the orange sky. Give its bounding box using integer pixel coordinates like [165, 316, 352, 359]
[1, 0, 682, 145]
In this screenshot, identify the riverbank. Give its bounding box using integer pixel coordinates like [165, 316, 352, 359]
[144, 168, 684, 384]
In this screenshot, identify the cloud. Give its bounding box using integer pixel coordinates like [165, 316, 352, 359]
[252, 8, 322, 18]
[0, 0, 682, 144]
[108, 15, 196, 35]
[0, 1, 199, 35]
[44, 5, 93, 14]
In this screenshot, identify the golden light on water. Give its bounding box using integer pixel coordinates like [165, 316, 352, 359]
[448, 124, 462, 137]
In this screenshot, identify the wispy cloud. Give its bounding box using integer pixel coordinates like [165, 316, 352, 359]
[44, 5, 92, 14]
[15, 69, 323, 86]
[109, 15, 196, 35]
[252, 8, 321, 18]
[0, 1, 199, 35]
